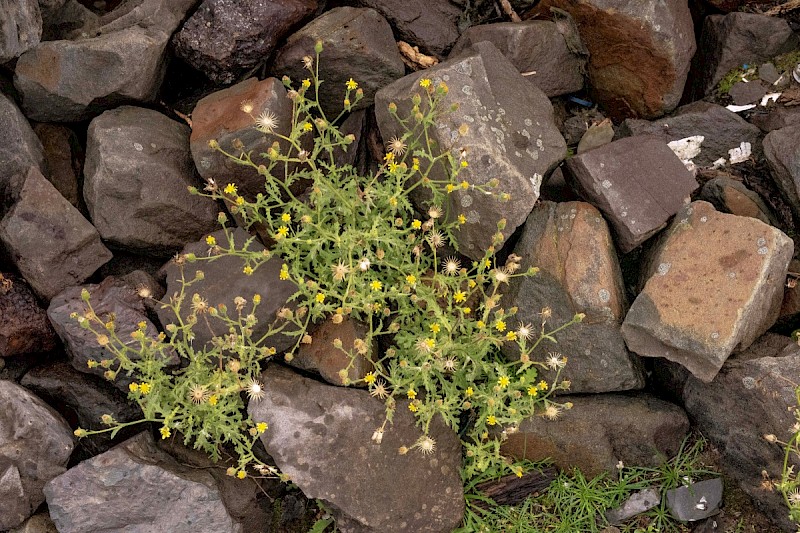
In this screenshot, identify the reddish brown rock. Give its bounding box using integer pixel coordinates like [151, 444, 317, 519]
[0, 273, 57, 357]
[291, 317, 375, 386]
[622, 201, 794, 383]
[32, 124, 81, 207]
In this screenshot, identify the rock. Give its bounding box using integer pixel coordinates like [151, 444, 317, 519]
[173, 0, 316, 85]
[682, 338, 800, 531]
[291, 316, 375, 386]
[354, 0, 462, 58]
[699, 177, 778, 226]
[729, 80, 767, 106]
[14, 0, 198, 122]
[691, 13, 795, 97]
[44, 432, 242, 533]
[502, 201, 644, 393]
[617, 101, 763, 168]
[84, 106, 218, 256]
[539, 167, 579, 203]
[576, 118, 614, 154]
[449, 20, 585, 98]
[0, 0, 42, 63]
[0, 380, 74, 531]
[705, 0, 773, 12]
[31, 124, 81, 207]
[532, 0, 695, 119]
[20, 361, 142, 456]
[249, 365, 464, 533]
[272, 7, 404, 117]
[501, 393, 690, 478]
[9, 512, 58, 533]
[564, 135, 699, 253]
[158, 228, 298, 351]
[47, 275, 167, 391]
[0, 272, 57, 357]
[40, 0, 99, 42]
[0, 166, 112, 301]
[605, 488, 661, 525]
[764, 124, 800, 222]
[750, 105, 800, 133]
[0, 93, 46, 193]
[780, 259, 800, 327]
[190, 77, 294, 202]
[622, 201, 793, 383]
[665, 478, 723, 522]
[758, 62, 782, 85]
[374, 41, 567, 260]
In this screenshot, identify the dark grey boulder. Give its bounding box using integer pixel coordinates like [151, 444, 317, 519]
[84, 106, 218, 256]
[44, 432, 242, 533]
[750, 105, 800, 133]
[0, 272, 57, 358]
[249, 365, 464, 533]
[0, 0, 42, 63]
[32, 123, 81, 207]
[449, 20, 585, 97]
[764, 123, 800, 222]
[40, 0, 98, 42]
[272, 7, 405, 117]
[374, 41, 566, 259]
[0, 93, 45, 193]
[173, 0, 316, 85]
[0, 380, 74, 531]
[0, 166, 112, 301]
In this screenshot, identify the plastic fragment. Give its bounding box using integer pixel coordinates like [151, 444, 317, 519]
[760, 93, 781, 106]
[728, 142, 752, 164]
[725, 104, 756, 113]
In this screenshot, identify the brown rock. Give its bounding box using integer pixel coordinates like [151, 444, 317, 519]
[0, 273, 57, 357]
[699, 177, 777, 226]
[31, 124, 81, 207]
[292, 317, 375, 386]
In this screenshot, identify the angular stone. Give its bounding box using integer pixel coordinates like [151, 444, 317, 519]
[272, 7, 404, 117]
[190, 77, 294, 202]
[291, 317, 375, 386]
[0, 272, 57, 357]
[449, 20, 585, 98]
[501, 393, 689, 478]
[682, 338, 800, 531]
[692, 13, 795, 96]
[605, 488, 661, 525]
[750, 105, 800, 133]
[84, 106, 218, 256]
[375, 41, 567, 259]
[10, 512, 58, 533]
[576, 118, 614, 154]
[729, 80, 767, 106]
[40, 0, 98, 42]
[0, 380, 74, 531]
[532, 0, 695, 119]
[622, 201, 793, 382]
[665, 478, 723, 522]
[699, 177, 778, 226]
[173, 0, 316, 85]
[705, 0, 773, 11]
[0, 93, 45, 193]
[44, 432, 242, 533]
[14, 0, 198, 122]
[47, 275, 167, 391]
[354, 0, 462, 58]
[564, 135, 699, 253]
[0, 166, 112, 301]
[249, 365, 464, 533]
[32, 124, 81, 207]
[501, 201, 644, 393]
[0, 0, 42, 63]
[618, 101, 763, 168]
[158, 228, 298, 351]
[764, 123, 800, 222]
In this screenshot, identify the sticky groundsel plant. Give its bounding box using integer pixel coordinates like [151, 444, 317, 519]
[73, 42, 581, 484]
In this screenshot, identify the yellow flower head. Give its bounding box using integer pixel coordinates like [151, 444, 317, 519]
[462, 307, 471, 315]
[408, 403, 418, 412]
[477, 320, 485, 329]
[205, 235, 217, 246]
[370, 280, 382, 291]
[465, 387, 474, 397]
[243, 265, 254, 276]
[487, 415, 497, 426]
[281, 213, 291, 223]
[420, 78, 431, 88]
[256, 422, 268, 433]
[139, 382, 151, 395]
[208, 395, 219, 406]
[364, 372, 377, 384]
[412, 158, 420, 170]
[446, 183, 455, 193]
[406, 274, 417, 285]
[129, 382, 139, 392]
[460, 180, 469, 190]
[224, 183, 237, 195]
[235, 196, 245, 205]
[454, 291, 466, 303]
[538, 380, 549, 391]
[315, 293, 326, 304]
[160, 426, 171, 439]
[237, 470, 247, 479]
[302, 78, 311, 88]
[411, 219, 422, 230]
[346, 78, 358, 90]
[527, 386, 538, 397]
[303, 122, 313, 132]
[495, 320, 506, 332]
[461, 160, 469, 168]
[407, 389, 417, 399]
[429, 323, 440, 334]
[277, 226, 289, 237]
[498, 376, 510, 388]
[506, 331, 517, 341]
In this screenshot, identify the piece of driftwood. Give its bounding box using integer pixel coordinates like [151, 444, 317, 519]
[474, 465, 558, 506]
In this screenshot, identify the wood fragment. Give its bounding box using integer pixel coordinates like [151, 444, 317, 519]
[760, 0, 800, 15]
[474, 466, 558, 507]
[397, 41, 438, 71]
[497, 0, 522, 22]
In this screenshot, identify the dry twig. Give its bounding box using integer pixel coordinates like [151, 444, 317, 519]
[397, 41, 439, 71]
[497, 0, 522, 22]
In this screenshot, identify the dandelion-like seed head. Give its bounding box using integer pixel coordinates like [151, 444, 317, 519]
[370, 379, 390, 399]
[442, 358, 457, 372]
[415, 436, 437, 455]
[246, 378, 266, 402]
[543, 404, 561, 420]
[191, 294, 209, 315]
[255, 110, 279, 133]
[546, 352, 566, 370]
[331, 261, 350, 282]
[358, 257, 371, 271]
[442, 257, 461, 276]
[427, 230, 445, 249]
[387, 136, 407, 156]
[517, 323, 533, 341]
[428, 205, 443, 219]
[189, 384, 209, 404]
[240, 100, 255, 114]
[789, 488, 800, 506]
[493, 267, 510, 284]
[302, 55, 313, 69]
[136, 284, 153, 299]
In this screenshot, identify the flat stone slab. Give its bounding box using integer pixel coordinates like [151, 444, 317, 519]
[622, 201, 793, 382]
[565, 135, 699, 253]
[764, 123, 800, 222]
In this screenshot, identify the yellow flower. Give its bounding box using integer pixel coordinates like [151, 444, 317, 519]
[346, 78, 358, 90]
[461, 160, 468, 168]
[484, 259, 492, 268]
[446, 183, 455, 193]
[468, 279, 477, 288]
[344, 98, 351, 107]
[277, 226, 289, 237]
[424, 338, 435, 350]
[237, 470, 247, 479]
[430, 323, 440, 334]
[129, 382, 139, 392]
[498, 376, 510, 388]
[406, 274, 417, 285]
[388, 162, 398, 173]
[235, 196, 245, 205]
[256, 422, 268, 433]
[205, 235, 217, 246]
[303, 122, 313, 132]
[411, 219, 421, 230]
[495, 320, 506, 332]
[420, 78, 431, 88]
[506, 331, 517, 341]
[477, 320, 485, 329]
[279, 269, 289, 280]
[465, 387, 474, 397]
[243, 265, 254, 275]
[253, 294, 261, 304]
[302, 78, 311, 88]
[384, 152, 394, 162]
[364, 372, 377, 384]
[408, 403, 418, 412]
[208, 395, 219, 406]
[487, 415, 497, 426]
[412, 158, 420, 170]
[160, 426, 171, 439]
[538, 380, 549, 391]
[462, 307, 471, 314]
[454, 291, 466, 303]
[281, 213, 291, 223]
[527, 386, 538, 397]
[139, 382, 151, 395]
[460, 181, 469, 190]
[224, 183, 237, 195]
[407, 389, 417, 399]
[370, 280, 382, 291]
[315, 293, 325, 304]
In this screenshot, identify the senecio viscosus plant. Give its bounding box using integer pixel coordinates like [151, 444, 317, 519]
[73, 42, 582, 484]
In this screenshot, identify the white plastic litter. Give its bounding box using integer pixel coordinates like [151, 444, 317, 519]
[760, 93, 781, 106]
[728, 142, 752, 164]
[793, 64, 800, 84]
[725, 104, 756, 113]
[668, 136, 704, 172]
[711, 158, 727, 169]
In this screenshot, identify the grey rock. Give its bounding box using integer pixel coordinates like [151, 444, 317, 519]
[618, 101, 763, 168]
[682, 339, 800, 530]
[0, 272, 57, 357]
[449, 20, 584, 97]
[502, 393, 690, 478]
[292, 317, 375, 386]
[374, 41, 566, 260]
[665, 478, 722, 522]
[576, 118, 614, 154]
[692, 13, 795, 96]
[173, 0, 316, 85]
[0, 0, 42, 63]
[0, 166, 112, 301]
[0, 380, 74, 531]
[272, 7, 404, 117]
[699, 177, 778, 226]
[47, 275, 169, 391]
[622, 201, 793, 383]
[605, 488, 661, 525]
[249, 365, 464, 533]
[750, 105, 800, 133]
[40, 0, 98, 42]
[158, 228, 299, 351]
[758, 62, 781, 85]
[10, 512, 58, 533]
[564, 135, 699, 253]
[44, 432, 242, 533]
[0, 92, 46, 194]
[32, 123, 80, 207]
[14, 0, 198, 122]
[764, 123, 800, 222]
[354, 0, 462, 58]
[84, 106, 218, 256]
[729, 80, 767, 106]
